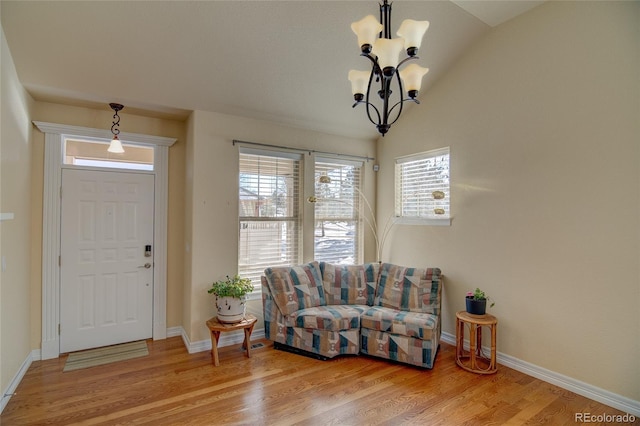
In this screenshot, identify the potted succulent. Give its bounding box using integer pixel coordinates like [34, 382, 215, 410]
[465, 288, 495, 315]
[208, 274, 253, 323]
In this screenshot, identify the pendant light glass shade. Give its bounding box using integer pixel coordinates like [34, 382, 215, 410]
[108, 136, 125, 153]
[396, 19, 430, 52]
[399, 63, 429, 93]
[348, 70, 371, 96]
[351, 15, 383, 51]
[371, 38, 405, 75]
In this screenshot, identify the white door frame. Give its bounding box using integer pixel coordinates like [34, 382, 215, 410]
[34, 121, 177, 360]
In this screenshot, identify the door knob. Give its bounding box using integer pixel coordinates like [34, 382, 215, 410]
[139, 263, 152, 269]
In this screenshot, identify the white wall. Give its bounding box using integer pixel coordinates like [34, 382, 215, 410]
[184, 110, 376, 343]
[0, 21, 34, 399]
[377, 1, 639, 401]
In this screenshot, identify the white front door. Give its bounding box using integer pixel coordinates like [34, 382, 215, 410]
[60, 169, 154, 353]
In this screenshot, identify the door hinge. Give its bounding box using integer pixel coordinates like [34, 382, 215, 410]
[58, 324, 61, 335]
[58, 256, 61, 267]
[60, 187, 62, 199]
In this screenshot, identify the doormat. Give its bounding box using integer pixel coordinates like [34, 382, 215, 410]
[63, 340, 149, 372]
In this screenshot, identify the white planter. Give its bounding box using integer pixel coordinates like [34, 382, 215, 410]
[215, 296, 246, 323]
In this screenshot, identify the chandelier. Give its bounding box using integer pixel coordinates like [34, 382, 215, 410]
[348, 0, 430, 136]
[107, 103, 125, 153]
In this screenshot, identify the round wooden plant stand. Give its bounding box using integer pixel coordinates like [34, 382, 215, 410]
[206, 314, 257, 366]
[455, 311, 498, 374]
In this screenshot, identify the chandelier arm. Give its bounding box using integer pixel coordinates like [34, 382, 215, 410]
[397, 55, 419, 69]
[385, 70, 405, 127]
[361, 53, 383, 75]
[387, 97, 420, 124]
[364, 68, 383, 126]
[387, 102, 404, 126]
[354, 100, 382, 127]
[386, 57, 420, 126]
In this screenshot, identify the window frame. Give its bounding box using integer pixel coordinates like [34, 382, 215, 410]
[313, 157, 364, 265]
[394, 147, 451, 226]
[63, 136, 155, 172]
[238, 148, 303, 296]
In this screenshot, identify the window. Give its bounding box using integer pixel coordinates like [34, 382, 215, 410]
[64, 137, 154, 171]
[395, 147, 450, 224]
[314, 159, 363, 264]
[238, 150, 302, 290]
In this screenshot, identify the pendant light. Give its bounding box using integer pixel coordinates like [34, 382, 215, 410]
[108, 103, 125, 153]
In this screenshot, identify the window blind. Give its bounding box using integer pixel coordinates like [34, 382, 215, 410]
[314, 159, 362, 264]
[239, 152, 302, 290]
[395, 147, 450, 219]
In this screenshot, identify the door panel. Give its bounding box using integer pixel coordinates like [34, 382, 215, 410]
[60, 169, 154, 353]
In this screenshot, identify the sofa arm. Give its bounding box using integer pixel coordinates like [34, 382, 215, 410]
[261, 276, 279, 322]
[376, 264, 443, 316]
[261, 275, 283, 341]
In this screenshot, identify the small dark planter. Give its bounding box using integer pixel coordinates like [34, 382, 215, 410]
[466, 296, 487, 315]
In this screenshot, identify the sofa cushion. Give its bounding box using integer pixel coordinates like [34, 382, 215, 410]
[285, 305, 367, 331]
[360, 306, 438, 340]
[361, 328, 438, 368]
[375, 263, 442, 315]
[320, 262, 380, 306]
[264, 262, 326, 316]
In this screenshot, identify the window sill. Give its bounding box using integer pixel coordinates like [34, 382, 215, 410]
[395, 217, 451, 226]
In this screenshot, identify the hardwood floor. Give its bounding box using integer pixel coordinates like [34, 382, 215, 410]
[1, 337, 635, 425]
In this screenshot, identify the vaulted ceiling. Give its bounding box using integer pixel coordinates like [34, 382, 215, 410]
[1, 1, 543, 141]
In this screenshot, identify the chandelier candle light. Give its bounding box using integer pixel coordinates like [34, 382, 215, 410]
[108, 103, 125, 153]
[349, 1, 430, 136]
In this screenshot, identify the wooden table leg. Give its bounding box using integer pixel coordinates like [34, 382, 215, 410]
[469, 322, 477, 371]
[210, 330, 221, 366]
[456, 318, 463, 363]
[490, 322, 497, 371]
[243, 322, 256, 358]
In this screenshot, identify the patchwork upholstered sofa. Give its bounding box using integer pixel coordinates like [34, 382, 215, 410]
[261, 261, 443, 368]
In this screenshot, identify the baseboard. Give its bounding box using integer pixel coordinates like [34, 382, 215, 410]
[166, 326, 183, 338]
[0, 350, 34, 414]
[440, 331, 640, 417]
[179, 326, 266, 354]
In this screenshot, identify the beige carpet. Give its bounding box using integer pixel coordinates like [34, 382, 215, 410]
[63, 340, 149, 372]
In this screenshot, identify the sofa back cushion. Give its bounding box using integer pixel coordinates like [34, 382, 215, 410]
[264, 261, 326, 316]
[320, 262, 380, 306]
[375, 263, 442, 315]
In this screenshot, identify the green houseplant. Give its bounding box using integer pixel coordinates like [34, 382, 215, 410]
[465, 288, 495, 315]
[208, 275, 253, 323]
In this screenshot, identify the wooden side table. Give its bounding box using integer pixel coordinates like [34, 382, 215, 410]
[455, 311, 498, 374]
[206, 314, 257, 366]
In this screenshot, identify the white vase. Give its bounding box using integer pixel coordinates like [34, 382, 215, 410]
[215, 296, 246, 323]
